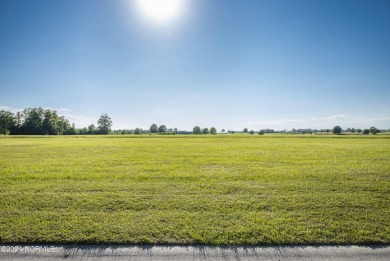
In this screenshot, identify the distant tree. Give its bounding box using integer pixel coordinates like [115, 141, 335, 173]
[62, 121, 74, 135]
[88, 124, 96, 134]
[21, 108, 45, 134]
[57, 116, 66, 135]
[158, 125, 167, 133]
[363, 129, 370, 135]
[63, 123, 77, 135]
[332, 126, 342, 135]
[259, 130, 265, 135]
[202, 128, 209, 134]
[356, 129, 362, 133]
[351, 128, 356, 133]
[78, 127, 88, 135]
[249, 130, 255, 135]
[0, 110, 15, 134]
[369, 126, 380, 135]
[42, 109, 59, 135]
[193, 126, 201, 134]
[210, 127, 217, 134]
[221, 129, 225, 133]
[97, 113, 112, 134]
[149, 124, 158, 133]
[134, 128, 141, 135]
[0, 107, 83, 135]
[10, 112, 23, 134]
[243, 128, 248, 133]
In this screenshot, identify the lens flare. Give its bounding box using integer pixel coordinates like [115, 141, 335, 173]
[137, 0, 184, 22]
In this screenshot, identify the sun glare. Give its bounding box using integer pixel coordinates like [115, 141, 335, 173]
[137, 0, 184, 23]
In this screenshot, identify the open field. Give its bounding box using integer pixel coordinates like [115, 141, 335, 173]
[0, 135, 389, 244]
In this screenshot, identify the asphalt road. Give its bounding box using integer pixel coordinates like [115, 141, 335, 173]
[1, 245, 389, 260]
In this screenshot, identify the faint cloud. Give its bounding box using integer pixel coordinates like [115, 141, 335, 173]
[0, 106, 13, 110]
[55, 108, 95, 127]
[0, 106, 23, 113]
[58, 108, 72, 112]
[42, 107, 73, 114]
[247, 118, 305, 130]
[245, 114, 390, 130]
[248, 118, 303, 127]
[322, 114, 353, 120]
[360, 117, 390, 122]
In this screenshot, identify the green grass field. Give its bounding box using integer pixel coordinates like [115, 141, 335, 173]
[0, 135, 389, 245]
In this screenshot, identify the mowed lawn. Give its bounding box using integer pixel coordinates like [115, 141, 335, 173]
[0, 135, 389, 244]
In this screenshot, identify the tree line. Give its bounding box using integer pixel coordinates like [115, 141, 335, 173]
[0, 108, 112, 135]
[0, 108, 386, 135]
[332, 125, 380, 135]
[114, 125, 218, 135]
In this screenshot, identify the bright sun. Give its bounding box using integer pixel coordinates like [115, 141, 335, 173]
[137, 0, 184, 23]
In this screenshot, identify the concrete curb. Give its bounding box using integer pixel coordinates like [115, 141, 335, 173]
[1, 244, 389, 260]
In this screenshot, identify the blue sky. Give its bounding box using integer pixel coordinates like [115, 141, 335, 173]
[1, 0, 389, 130]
